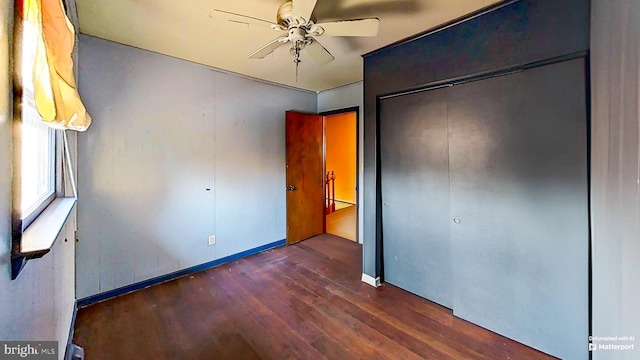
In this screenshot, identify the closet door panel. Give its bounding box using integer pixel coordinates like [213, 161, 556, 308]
[380, 88, 452, 308]
[448, 58, 588, 359]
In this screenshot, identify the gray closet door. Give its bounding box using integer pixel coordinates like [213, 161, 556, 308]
[380, 87, 452, 308]
[448, 58, 588, 359]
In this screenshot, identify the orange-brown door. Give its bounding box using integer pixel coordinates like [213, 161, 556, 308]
[285, 111, 324, 245]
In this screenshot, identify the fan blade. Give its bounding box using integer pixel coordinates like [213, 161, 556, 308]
[292, 0, 317, 21]
[314, 18, 380, 37]
[304, 39, 334, 65]
[249, 37, 289, 59]
[209, 9, 276, 29]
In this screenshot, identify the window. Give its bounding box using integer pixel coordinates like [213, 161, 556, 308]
[19, 99, 56, 227]
[17, 7, 57, 229]
[12, 0, 87, 280]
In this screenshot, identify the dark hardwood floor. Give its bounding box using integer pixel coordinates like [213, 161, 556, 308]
[73, 234, 556, 360]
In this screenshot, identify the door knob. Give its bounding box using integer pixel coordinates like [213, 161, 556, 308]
[286, 185, 296, 191]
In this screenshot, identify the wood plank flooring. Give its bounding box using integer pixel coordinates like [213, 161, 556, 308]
[326, 205, 356, 241]
[73, 234, 557, 360]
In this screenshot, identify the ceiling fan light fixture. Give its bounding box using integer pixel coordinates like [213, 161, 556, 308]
[212, 0, 379, 77]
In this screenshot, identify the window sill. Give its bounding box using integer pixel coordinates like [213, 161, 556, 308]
[11, 197, 76, 279]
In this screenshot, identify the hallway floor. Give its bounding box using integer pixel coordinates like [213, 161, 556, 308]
[326, 205, 356, 241]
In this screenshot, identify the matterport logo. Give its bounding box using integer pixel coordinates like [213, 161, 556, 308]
[589, 335, 636, 352]
[0, 342, 56, 359]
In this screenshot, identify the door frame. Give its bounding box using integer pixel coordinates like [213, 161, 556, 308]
[320, 106, 360, 244]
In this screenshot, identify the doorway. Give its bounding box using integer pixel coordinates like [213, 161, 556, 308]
[323, 111, 358, 242]
[284, 108, 359, 245]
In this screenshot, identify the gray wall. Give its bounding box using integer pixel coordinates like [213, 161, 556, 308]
[591, 1, 640, 358]
[317, 82, 364, 245]
[76, 36, 316, 298]
[0, 3, 77, 358]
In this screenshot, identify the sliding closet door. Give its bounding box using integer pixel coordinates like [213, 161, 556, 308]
[380, 88, 452, 308]
[448, 58, 588, 359]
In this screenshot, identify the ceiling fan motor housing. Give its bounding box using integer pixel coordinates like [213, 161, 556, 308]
[230, 0, 378, 66]
[289, 27, 308, 43]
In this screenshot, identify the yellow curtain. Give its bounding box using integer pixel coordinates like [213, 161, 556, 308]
[23, 0, 91, 131]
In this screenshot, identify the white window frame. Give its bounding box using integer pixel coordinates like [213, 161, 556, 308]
[18, 95, 60, 230]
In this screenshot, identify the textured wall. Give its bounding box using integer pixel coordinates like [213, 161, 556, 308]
[0, 3, 76, 358]
[76, 35, 316, 298]
[591, 0, 640, 358]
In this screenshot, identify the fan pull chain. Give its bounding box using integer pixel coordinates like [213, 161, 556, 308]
[293, 44, 301, 82]
[295, 59, 300, 82]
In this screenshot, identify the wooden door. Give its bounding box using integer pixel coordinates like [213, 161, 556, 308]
[285, 111, 324, 245]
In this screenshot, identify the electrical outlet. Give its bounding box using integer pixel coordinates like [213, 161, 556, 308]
[208, 235, 216, 246]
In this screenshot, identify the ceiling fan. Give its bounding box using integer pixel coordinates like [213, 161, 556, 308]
[210, 0, 379, 74]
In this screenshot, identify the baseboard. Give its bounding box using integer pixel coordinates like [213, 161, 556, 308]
[361, 273, 380, 287]
[76, 239, 286, 308]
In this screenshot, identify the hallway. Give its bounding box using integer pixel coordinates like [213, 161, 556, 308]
[326, 205, 356, 242]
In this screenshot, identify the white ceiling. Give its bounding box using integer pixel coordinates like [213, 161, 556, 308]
[76, 0, 501, 93]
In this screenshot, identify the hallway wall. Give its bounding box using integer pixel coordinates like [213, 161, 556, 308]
[325, 112, 357, 204]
